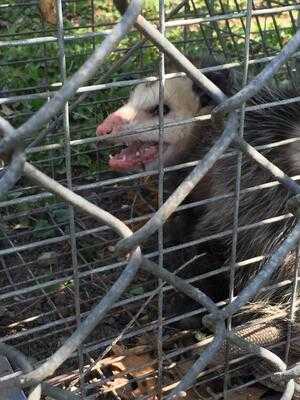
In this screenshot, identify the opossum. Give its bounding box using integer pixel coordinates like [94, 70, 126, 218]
[96, 57, 300, 332]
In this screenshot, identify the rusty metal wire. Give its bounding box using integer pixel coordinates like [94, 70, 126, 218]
[0, 1, 300, 400]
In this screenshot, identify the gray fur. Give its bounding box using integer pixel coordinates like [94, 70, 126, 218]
[192, 86, 300, 303]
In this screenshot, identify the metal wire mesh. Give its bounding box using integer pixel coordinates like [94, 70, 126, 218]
[0, 1, 300, 399]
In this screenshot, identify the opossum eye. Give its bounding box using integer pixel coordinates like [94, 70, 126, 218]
[150, 104, 170, 116]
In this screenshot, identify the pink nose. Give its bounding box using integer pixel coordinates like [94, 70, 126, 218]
[96, 113, 128, 136]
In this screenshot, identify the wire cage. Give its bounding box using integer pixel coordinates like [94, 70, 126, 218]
[0, 0, 300, 399]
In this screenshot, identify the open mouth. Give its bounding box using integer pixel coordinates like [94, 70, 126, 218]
[109, 141, 168, 171]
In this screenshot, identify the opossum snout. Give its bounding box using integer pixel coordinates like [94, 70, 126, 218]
[96, 112, 129, 136]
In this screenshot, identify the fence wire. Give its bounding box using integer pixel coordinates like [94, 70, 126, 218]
[0, 1, 300, 400]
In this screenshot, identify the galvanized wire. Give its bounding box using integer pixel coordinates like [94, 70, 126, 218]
[1, 1, 300, 400]
[55, 0, 85, 396]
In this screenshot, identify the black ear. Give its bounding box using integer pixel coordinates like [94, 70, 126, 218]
[165, 52, 234, 105]
[192, 68, 233, 106]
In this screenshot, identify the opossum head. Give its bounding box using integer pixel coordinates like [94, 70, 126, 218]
[96, 59, 232, 171]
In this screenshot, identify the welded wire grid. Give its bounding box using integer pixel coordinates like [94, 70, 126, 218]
[1, 0, 300, 399]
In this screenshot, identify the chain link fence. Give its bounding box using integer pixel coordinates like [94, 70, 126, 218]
[0, 0, 300, 399]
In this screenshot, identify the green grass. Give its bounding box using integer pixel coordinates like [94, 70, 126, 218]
[0, 0, 298, 188]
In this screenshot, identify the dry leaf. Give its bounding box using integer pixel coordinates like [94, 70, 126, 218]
[39, 0, 57, 25]
[96, 343, 157, 399]
[1, 104, 14, 117]
[11, 222, 30, 231]
[93, 341, 200, 400]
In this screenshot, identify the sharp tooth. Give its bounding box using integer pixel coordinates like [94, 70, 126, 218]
[109, 154, 113, 159]
[136, 151, 140, 156]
